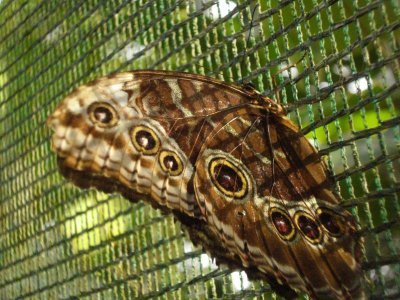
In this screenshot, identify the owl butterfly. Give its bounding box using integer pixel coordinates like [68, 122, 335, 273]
[47, 70, 364, 299]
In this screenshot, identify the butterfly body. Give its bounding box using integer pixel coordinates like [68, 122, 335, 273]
[48, 70, 364, 299]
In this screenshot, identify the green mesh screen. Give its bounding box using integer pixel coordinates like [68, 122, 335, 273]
[1, 0, 399, 299]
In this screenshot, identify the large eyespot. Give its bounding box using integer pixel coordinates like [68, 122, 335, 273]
[159, 150, 183, 176]
[269, 207, 296, 241]
[295, 212, 321, 243]
[209, 158, 248, 199]
[317, 208, 344, 236]
[88, 102, 118, 127]
[131, 126, 160, 155]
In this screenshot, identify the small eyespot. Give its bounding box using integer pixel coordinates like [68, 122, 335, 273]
[237, 210, 246, 217]
[317, 209, 344, 236]
[295, 212, 321, 243]
[159, 150, 183, 176]
[270, 208, 295, 241]
[88, 102, 118, 127]
[131, 126, 160, 155]
[209, 158, 248, 199]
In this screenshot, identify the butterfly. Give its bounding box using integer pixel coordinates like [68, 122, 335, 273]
[47, 70, 364, 299]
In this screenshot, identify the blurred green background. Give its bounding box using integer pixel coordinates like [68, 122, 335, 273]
[0, 0, 399, 299]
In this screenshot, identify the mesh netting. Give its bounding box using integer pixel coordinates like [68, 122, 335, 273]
[0, 0, 399, 299]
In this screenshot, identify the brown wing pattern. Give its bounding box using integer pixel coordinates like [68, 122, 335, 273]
[47, 70, 364, 299]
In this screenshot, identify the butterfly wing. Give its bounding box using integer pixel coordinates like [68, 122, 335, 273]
[47, 70, 363, 299]
[193, 107, 364, 299]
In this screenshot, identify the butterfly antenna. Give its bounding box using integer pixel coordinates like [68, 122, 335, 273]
[236, 3, 259, 87]
[193, 3, 260, 86]
[264, 110, 277, 195]
[263, 114, 319, 218]
[248, 3, 259, 42]
[271, 51, 307, 105]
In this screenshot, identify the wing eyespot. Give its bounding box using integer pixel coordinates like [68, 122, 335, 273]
[131, 126, 160, 155]
[269, 207, 296, 241]
[294, 212, 322, 244]
[317, 208, 344, 237]
[88, 102, 118, 127]
[209, 158, 248, 199]
[159, 150, 183, 176]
